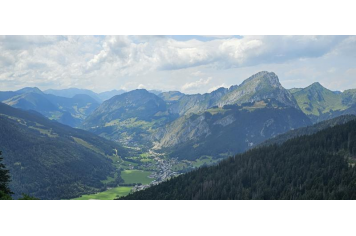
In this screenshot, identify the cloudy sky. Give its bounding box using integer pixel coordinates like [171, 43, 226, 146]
[0, 35, 355, 94]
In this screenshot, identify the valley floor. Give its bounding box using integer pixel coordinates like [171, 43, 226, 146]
[72, 170, 153, 200]
[72, 148, 219, 200]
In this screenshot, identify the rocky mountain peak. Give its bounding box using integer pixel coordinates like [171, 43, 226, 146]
[218, 71, 298, 108]
[241, 71, 281, 88]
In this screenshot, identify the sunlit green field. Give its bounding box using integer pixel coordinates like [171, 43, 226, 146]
[72, 186, 132, 200]
[121, 170, 153, 185]
[73, 170, 153, 200]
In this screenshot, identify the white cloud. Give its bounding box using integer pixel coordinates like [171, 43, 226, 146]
[192, 70, 205, 76]
[0, 35, 355, 93]
[208, 83, 228, 93]
[182, 77, 212, 91]
[82, 35, 344, 76]
[201, 35, 235, 39]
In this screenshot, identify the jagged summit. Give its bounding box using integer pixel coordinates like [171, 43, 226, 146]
[241, 71, 281, 88]
[218, 71, 297, 108]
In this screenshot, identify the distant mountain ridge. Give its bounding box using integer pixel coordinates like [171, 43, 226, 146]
[44, 88, 126, 102]
[1, 87, 100, 127]
[159, 71, 298, 116]
[291, 82, 356, 123]
[44, 88, 102, 102]
[3, 71, 356, 162]
[3, 72, 356, 129]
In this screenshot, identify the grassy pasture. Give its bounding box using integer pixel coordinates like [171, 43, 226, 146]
[121, 170, 153, 185]
[73, 186, 132, 200]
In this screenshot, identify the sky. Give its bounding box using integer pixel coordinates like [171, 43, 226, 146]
[0, 35, 355, 94]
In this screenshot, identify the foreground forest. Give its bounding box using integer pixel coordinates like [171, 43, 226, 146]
[121, 120, 356, 200]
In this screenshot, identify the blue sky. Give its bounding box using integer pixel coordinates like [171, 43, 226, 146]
[0, 35, 355, 94]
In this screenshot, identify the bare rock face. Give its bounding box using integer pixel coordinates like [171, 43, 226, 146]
[217, 71, 298, 108]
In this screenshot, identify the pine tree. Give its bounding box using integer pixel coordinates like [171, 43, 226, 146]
[0, 150, 13, 200]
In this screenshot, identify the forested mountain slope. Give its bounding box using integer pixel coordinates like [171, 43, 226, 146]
[260, 115, 356, 147]
[0, 103, 128, 199]
[121, 120, 356, 200]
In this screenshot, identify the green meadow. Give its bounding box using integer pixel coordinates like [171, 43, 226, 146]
[73, 170, 153, 200]
[121, 170, 153, 185]
[72, 186, 132, 200]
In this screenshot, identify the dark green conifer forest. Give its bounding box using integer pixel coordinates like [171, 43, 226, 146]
[0, 151, 12, 200]
[0, 151, 38, 200]
[121, 120, 356, 200]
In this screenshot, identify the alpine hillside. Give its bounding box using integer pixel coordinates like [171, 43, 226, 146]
[0, 102, 128, 199]
[291, 83, 356, 123]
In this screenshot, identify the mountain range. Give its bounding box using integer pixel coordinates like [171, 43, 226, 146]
[0, 87, 100, 127]
[2, 71, 356, 199]
[44, 88, 126, 102]
[3, 71, 356, 161]
[148, 72, 309, 160]
[78, 72, 311, 160]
